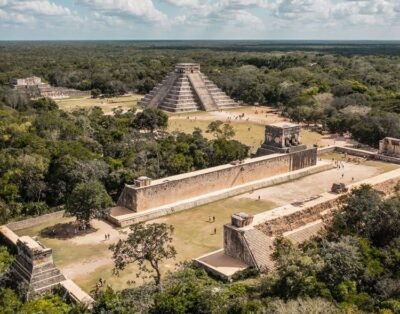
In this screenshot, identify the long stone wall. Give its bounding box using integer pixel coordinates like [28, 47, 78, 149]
[7, 210, 65, 231]
[111, 162, 331, 227]
[118, 148, 317, 212]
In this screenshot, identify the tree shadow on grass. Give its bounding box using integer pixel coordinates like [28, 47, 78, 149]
[40, 222, 97, 240]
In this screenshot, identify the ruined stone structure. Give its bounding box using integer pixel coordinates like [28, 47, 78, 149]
[379, 137, 400, 157]
[11, 76, 43, 87]
[10, 76, 84, 99]
[9, 236, 66, 298]
[256, 122, 307, 156]
[116, 148, 317, 214]
[139, 63, 237, 112]
[211, 166, 400, 276]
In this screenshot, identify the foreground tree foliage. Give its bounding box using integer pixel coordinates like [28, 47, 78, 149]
[110, 223, 177, 288]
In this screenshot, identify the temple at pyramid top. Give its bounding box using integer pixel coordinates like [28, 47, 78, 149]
[139, 63, 238, 112]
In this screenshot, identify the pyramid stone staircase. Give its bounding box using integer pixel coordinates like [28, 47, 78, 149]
[9, 236, 66, 298]
[139, 63, 237, 112]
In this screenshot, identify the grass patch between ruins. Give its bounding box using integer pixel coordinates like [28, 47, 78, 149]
[14, 196, 276, 292]
[56, 94, 141, 113]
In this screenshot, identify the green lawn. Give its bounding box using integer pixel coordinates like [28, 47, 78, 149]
[168, 119, 323, 153]
[56, 94, 141, 113]
[15, 195, 276, 292]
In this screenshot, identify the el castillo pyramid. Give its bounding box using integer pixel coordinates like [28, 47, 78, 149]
[139, 63, 237, 112]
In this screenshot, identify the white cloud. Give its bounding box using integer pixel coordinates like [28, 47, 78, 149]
[164, 0, 268, 29]
[0, 0, 79, 27]
[77, 0, 168, 24]
[11, 1, 72, 16]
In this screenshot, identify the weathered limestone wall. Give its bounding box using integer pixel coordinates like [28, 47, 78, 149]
[224, 226, 256, 267]
[379, 137, 400, 157]
[7, 210, 65, 231]
[255, 196, 341, 236]
[118, 148, 317, 212]
[111, 162, 331, 227]
[317, 145, 400, 165]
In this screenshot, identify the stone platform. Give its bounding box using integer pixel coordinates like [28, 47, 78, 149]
[10, 236, 66, 298]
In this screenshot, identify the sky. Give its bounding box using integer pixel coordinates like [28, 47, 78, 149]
[0, 0, 399, 40]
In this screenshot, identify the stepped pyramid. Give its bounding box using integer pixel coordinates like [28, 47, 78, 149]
[10, 236, 66, 298]
[139, 63, 237, 112]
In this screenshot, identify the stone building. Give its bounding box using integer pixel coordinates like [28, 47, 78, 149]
[9, 236, 65, 298]
[379, 137, 400, 157]
[10, 76, 83, 99]
[256, 122, 307, 156]
[10, 76, 43, 88]
[139, 63, 237, 112]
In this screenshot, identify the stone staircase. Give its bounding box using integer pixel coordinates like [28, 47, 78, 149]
[11, 255, 66, 295]
[187, 73, 219, 111]
[9, 236, 66, 298]
[139, 72, 179, 108]
[243, 229, 275, 272]
[199, 74, 236, 109]
[159, 76, 202, 112]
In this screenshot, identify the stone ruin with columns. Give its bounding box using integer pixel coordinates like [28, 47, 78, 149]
[256, 122, 307, 156]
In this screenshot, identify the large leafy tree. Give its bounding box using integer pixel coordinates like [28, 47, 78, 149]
[65, 180, 113, 227]
[132, 108, 168, 133]
[110, 222, 176, 288]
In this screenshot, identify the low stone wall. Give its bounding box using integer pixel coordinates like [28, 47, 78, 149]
[118, 148, 317, 212]
[224, 227, 256, 267]
[7, 210, 65, 231]
[317, 145, 400, 165]
[255, 196, 342, 236]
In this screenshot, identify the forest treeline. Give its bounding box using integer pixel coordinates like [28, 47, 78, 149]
[1, 42, 400, 146]
[0, 98, 248, 224]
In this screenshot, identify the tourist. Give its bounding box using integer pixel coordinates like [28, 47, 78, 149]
[208, 216, 212, 222]
[212, 216, 215, 222]
[105, 234, 107, 241]
[258, 195, 261, 200]
[214, 227, 217, 235]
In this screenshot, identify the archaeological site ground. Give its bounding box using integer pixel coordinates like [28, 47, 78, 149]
[3, 102, 400, 301]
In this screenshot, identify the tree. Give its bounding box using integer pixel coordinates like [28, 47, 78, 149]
[91, 88, 101, 98]
[65, 180, 113, 227]
[132, 108, 168, 133]
[110, 222, 176, 288]
[29, 98, 58, 112]
[206, 120, 235, 139]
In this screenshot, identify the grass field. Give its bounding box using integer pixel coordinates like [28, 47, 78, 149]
[168, 118, 324, 153]
[16, 196, 275, 292]
[56, 94, 141, 113]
